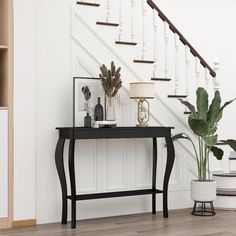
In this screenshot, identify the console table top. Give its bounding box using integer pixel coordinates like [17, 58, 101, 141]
[56, 126, 175, 140]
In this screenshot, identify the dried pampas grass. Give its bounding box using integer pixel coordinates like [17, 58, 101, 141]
[99, 61, 122, 98]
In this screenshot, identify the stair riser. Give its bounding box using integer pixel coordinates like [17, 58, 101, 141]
[214, 176, 236, 189]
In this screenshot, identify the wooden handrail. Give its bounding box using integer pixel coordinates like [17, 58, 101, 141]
[147, 0, 216, 77]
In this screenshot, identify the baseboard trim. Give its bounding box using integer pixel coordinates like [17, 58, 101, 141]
[13, 219, 36, 228]
[0, 218, 9, 229]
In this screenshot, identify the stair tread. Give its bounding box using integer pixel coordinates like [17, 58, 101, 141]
[213, 172, 236, 177]
[97, 22, 119, 27]
[168, 95, 187, 98]
[77, 1, 100, 6]
[217, 189, 236, 196]
[115, 41, 137, 45]
[151, 78, 171, 81]
[184, 111, 191, 114]
[133, 60, 154, 64]
[229, 157, 236, 160]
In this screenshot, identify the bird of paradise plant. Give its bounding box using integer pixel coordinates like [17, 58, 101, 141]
[173, 87, 236, 181]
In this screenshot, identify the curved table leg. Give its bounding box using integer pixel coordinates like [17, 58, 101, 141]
[55, 138, 67, 224]
[163, 136, 175, 218]
[68, 139, 76, 229]
[152, 137, 157, 214]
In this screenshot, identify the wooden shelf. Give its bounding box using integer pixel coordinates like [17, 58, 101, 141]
[0, 107, 8, 110]
[0, 50, 8, 107]
[0, 45, 8, 51]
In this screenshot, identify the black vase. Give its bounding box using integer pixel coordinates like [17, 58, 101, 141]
[84, 113, 91, 127]
[94, 97, 104, 121]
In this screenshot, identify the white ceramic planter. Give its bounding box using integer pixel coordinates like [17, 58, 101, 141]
[191, 180, 216, 202]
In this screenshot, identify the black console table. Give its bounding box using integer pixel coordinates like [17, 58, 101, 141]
[55, 127, 175, 229]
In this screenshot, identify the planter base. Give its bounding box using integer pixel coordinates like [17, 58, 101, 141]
[192, 201, 216, 216]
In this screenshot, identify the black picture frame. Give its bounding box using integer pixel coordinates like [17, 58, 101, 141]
[73, 77, 102, 127]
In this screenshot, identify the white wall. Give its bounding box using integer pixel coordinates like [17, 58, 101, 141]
[35, 0, 72, 224]
[13, 0, 236, 223]
[13, 0, 36, 220]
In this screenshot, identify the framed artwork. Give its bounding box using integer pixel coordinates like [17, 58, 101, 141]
[73, 77, 103, 127]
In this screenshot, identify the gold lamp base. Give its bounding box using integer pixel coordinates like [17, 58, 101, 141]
[136, 99, 150, 128]
[136, 123, 148, 128]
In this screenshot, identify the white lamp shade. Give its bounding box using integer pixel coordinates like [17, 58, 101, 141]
[129, 82, 155, 99]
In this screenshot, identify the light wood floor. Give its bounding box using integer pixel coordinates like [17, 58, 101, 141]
[1, 209, 236, 236]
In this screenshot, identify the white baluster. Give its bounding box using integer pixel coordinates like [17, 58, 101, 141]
[106, 0, 111, 23]
[213, 57, 220, 91]
[205, 68, 210, 92]
[185, 46, 190, 109]
[174, 33, 180, 95]
[142, 0, 147, 59]
[164, 21, 170, 79]
[118, 0, 124, 41]
[131, 0, 135, 42]
[153, 10, 158, 78]
[195, 57, 200, 89]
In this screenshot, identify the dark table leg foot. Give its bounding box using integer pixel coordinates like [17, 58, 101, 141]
[68, 139, 76, 229]
[55, 138, 67, 224]
[163, 136, 175, 218]
[152, 138, 157, 214]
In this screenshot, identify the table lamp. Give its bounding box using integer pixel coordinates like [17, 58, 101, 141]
[129, 82, 155, 127]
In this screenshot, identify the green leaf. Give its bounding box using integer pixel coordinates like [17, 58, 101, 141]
[196, 87, 208, 120]
[207, 90, 221, 128]
[210, 146, 224, 160]
[172, 133, 190, 142]
[202, 135, 218, 147]
[188, 117, 209, 137]
[216, 98, 236, 123]
[179, 99, 196, 116]
[221, 139, 236, 152]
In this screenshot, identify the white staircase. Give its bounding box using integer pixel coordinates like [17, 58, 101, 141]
[73, 0, 219, 116]
[70, 0, 228, 216]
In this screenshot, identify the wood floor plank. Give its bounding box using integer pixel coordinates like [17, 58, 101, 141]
[1, 209, 236, 236]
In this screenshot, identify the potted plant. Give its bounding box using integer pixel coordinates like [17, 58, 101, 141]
[173, 87, 236, 203]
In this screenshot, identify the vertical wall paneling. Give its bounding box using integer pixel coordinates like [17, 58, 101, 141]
[76, 140, 98, 193]
[0, 111, 8, 218]
[106, 139, 126, 191]
[133, 139, 152, 189]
